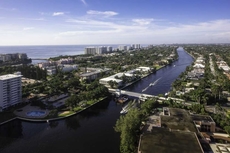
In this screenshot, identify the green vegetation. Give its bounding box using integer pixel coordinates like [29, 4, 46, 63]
[114, 98, 158, 153]
[170, 44, 230, 135]
[114, 109, 142, 153]
[0, 65, 47, 80]
[58, 111, 75, 117]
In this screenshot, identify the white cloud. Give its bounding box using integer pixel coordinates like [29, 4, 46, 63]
[18, 17, 45, 21]
[23, 27, 35, 31]
[52, 12, 65, 16]
[59, 29, 121, 36]
[60, 19, 230, 44]
[132, 18, 154, 25]
[1, 15, 230, 45]
[39, 12, 47, 15]
[81, 0, 87, 6]
[87, 10, 118, 17]
[0, 7, 16, 11]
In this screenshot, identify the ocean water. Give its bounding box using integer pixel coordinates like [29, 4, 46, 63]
[0, 45, 119, 59]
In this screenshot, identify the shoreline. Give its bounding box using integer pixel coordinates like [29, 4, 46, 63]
[0, 51, 180, 125]
[0, 65, 169, 125]
[0, 97, 108, 125]
[120, 62, 173, 90]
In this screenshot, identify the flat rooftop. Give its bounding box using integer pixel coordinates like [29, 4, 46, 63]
[0, 74, 22, 80]
[161, 108, 197, 132]
[139, 127, 203, 153]
[191, 114, 214, 122]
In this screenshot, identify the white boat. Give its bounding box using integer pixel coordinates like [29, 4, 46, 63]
[117, 96, 129, 103]
[120, 100, 137, 114]
[173, 65, 176, 67]
[120, 109, 128, 114]
[149, 77, 161, 87]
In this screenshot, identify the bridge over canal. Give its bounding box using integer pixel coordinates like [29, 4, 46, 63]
[109, 89, 195, 106]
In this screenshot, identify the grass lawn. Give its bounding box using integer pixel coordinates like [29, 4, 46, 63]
[58, 111, 75, 117]
[155, 65, 164, 70]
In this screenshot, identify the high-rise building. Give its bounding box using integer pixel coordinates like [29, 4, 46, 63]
[131, 44, 135, 49]
[135, 44, 141, 49]
[0, 72, 22, 110]
[107, 46, 113, 52]
[118, 45, 127, 51]
[84, 47, 96, 54]
[18, 53, 28, 60]
[96, 46, 107, 54]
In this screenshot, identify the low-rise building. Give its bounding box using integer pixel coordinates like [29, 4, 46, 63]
[99, 78, 123, 88]
[47, 67, 57, 75]
[192, 114, 216, 133]
[136, 67, 151, 72]
[80, 68, 111, 81]
[60, 64, 78, 72]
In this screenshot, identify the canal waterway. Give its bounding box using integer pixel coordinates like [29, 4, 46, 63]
[0, 47, 193, 153]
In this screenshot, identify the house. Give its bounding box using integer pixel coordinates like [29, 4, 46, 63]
[136, 67, 151, 72]
[60, 64, 78, 72]
[99, 78, 123, 88]
[80, 68, 111, 81]
[192, 114, 216, 132]
[193, 63, 205, 69]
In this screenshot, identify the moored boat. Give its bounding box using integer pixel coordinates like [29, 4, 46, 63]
[120, 99, 137, 114]
[117, 96, 129, 103]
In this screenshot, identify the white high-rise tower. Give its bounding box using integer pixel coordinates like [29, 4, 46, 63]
[0, 72, 22, 110]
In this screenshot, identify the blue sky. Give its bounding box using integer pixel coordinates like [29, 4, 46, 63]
[0, 0, 230, 45]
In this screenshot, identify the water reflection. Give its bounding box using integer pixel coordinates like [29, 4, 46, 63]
[65, 117, 80, 131]
[0, 120, 22, 138]
[48, 121, 59, 129]
[79, 98, 110, 118]
[0, 120, 22, 150]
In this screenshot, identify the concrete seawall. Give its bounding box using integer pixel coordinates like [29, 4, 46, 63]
[0, 97, 108, 125]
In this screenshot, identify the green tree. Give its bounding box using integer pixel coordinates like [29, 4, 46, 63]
[114, 109, 142, 153]
[224, 126, 230, 136]
[141, 98, 158, 117]
[65, 95, 80, 110]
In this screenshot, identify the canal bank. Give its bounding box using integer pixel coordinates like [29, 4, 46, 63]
[0, 97, 109, 125]
[0, 47, 194, 153]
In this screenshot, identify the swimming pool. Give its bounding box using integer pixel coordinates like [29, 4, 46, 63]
[26, 111, 46, 117]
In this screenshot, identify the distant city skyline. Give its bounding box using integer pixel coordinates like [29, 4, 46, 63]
[0, 0, 230, 46]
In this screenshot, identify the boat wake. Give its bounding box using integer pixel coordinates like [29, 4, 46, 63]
[142, 77, 162, 92]
[149, 77, 162, 87]
[142, 86, 149, 92]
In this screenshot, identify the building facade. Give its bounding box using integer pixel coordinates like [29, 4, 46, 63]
[0, 73, 22, 110]
[84, 47, 96, 54]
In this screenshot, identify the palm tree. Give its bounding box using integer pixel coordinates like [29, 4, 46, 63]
[211, 84, 220, 102]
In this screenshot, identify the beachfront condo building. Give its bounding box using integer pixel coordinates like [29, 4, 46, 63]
[85, 47, 96, 54]
[85, 46, 108, 54]
[0, 72, 22, 110]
